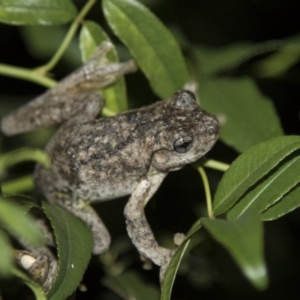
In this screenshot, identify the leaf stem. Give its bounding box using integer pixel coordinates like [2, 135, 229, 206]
[0, 0, 96, 87]
[197, 166, 214, 219]
[0, 63, 56, 88]
[203, 159, 230, 172]
[0, 148, 51, 170]
[34, 0, 97, 75]
[1, 175, 34, 195]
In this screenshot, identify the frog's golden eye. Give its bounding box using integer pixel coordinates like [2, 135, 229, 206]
[174, 137, 193, 153]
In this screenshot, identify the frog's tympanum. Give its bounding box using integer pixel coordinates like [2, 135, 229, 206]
[1, 42, 220, 290]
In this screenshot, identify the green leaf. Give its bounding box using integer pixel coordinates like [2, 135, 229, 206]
[193, 40, 284, 77]
[161, 242, 190, 300]
[0, 148, 50, 171]
[102, 271, 160, 300]
[213, 136, 300, 216]
[0, 0, 77, 25]
[227, 153, 300, 220]
[202, 210, 268, 290]
[13, 268, 47, 300]
[0, 227, 14, 277]
[194, 42, 255, 77]
[43, 202, 93, 300]
[79, 20, 128, 113]
[103, 0, 189, 98]
[161, 220, 201, 300]
[261, 184, 300, 221]
[200, 77, 283, 153]
[0, 197, 45, 246]
[254, 33, 300, 78]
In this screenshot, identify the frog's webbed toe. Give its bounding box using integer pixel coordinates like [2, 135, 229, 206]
[17, 247, 58, 291]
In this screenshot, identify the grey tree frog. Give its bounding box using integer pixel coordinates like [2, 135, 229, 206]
[1, 42, 220, 289]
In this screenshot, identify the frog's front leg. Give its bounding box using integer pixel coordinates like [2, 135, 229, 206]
[124, 173, 176, 281]
[54, 197, 111, 255]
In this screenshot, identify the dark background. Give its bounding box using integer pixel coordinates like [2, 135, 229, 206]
[1, 0, 300, 299]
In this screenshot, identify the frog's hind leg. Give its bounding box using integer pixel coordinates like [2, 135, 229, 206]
[16, 217, 58, 291]
[1, 41, 137, 136]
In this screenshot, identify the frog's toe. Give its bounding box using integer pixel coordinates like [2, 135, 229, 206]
[16, 248, 58, 291]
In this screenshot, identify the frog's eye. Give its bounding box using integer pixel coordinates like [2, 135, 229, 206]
[174, 137, 193, 153]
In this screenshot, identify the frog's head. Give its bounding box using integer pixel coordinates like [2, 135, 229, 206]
[151, 90, 220, 172]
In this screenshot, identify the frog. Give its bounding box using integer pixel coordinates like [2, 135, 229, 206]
[1, 41, 220, 290]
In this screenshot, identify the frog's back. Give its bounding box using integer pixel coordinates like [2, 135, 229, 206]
[34, 103, 165, 203]
[34, 91, 220, 204]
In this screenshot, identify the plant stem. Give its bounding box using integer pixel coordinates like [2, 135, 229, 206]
[0, 148, 51, 170]
[0, 63, 56, 88]
[197, 166, 214, 219]
[0, 0, 96, 87]
[203, 159, 230, 172]
[1, 175, 34, 195]
[34, 0, 97, 75]
[102, 107, 117, 117]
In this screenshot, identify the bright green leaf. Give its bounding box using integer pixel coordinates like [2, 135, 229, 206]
[161, 219, 201, 300]
[261, 184, 300, 221]
[44, 202, 93, 300]
[103, 0, 189, 98]
[0, 227, 14, 277]
[213, 136, 300, 216]
[186, 219, 202, 236]
[227, 153, 300, 220]
[13, 268, 47, 300]
[79, 21, 107, 63]
[200, 77, 283, 153]
[0, 0, 77, 25]
[0, 197, 45, 246]
[79, 20, 128, 113]
[161, 241, 190, 300]
[102, 271, 160, 300]
[202, 210, 268, 290]
[0, 148, 50, 171]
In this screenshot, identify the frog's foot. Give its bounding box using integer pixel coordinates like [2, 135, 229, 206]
[173, 232, 186, 246]
[157, 247, 177, 283]
[65, 41, 138, 93]
[16, 247, 57, 291]
[138, 246, 176, 283]
[140, 255, 153, 270]
[158, 234, 187, 282]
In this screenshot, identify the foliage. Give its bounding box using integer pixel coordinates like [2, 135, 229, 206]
[1, 0, 300, 299]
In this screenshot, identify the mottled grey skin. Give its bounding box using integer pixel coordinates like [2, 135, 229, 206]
[38, 91, 219, 203]
[1, 42, 220, 289]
